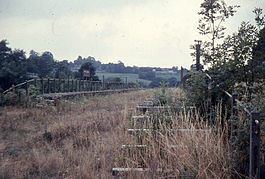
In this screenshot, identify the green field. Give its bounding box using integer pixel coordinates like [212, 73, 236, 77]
[155, 72, 180, 81]
[96, 72, 152, 85]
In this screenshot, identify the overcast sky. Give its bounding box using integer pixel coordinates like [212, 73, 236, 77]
[0, 0, 264, 68]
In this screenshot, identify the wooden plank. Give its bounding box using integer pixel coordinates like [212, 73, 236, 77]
[127, 128, 212, 134]
[121, 144, 147, 148]
[132, 115, 149, 119]
[121, 144, 182, 148]
[112, 167, 151, 173]
[136, 106, 171, 109]
[142, 100, 154, 106]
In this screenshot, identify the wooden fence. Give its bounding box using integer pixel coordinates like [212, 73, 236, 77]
[0, 77, 136, 106]
[3, 78, 133, 95]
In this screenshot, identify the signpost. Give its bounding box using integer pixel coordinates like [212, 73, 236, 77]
[83, 70, 91, 79]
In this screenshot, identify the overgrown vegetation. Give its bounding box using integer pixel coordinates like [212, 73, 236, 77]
[0, 89, 234, 178]
[184, 0, 265, 177]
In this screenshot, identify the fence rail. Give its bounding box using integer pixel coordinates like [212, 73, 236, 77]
[0, 77, 136, 106]
[3, 77, 133, 95]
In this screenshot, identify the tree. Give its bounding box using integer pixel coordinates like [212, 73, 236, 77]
[0, 40, 27, 90]
[197, 0, 239, 66]
[250, 27, 265, 81]
[55, 60, 72, 79]
[249, 8, 265, 82]
[38, 51, 55, 77]
[207, 8, 265, 86]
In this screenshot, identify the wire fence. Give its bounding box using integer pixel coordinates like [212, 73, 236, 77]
[206, 73, 262, 178]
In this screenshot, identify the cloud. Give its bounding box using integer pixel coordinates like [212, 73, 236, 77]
[0, 0, 264, 68]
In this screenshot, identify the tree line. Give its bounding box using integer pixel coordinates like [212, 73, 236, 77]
[0, 40, 184, 91]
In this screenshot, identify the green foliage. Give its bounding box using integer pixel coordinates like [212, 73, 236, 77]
[27, 50, 55, 78]
[249, 26, 265, 81]
[154, 82, 173, 106]
[0, 40, 28, 90]
[183, 71, 208, 107]
[197, 0, 239, 65]
[55, 60, 72, 79]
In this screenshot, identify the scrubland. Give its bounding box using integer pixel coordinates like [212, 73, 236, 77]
[0, 89, 231, 178]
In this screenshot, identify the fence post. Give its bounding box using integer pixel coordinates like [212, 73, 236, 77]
[25, 81, 29, 96]
[250, 112, 261, 179]
[47, 78, 50, 93]
[102, 75, 105, 90]
[67, 77, 70, 92]
[41, 78, 44, 94]
[125, 77, 128, 89]
[53, 78, 56, 93]
[230, 92, 238, 139]
[58, 78, 61, 93]
[75, 80, 77, 92]
[78, 79, 80, 91]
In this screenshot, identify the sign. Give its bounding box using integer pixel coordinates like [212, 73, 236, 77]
[83, 70, 90, 77]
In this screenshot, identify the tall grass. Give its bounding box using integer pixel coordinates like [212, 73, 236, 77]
[0, 89, 232, 178]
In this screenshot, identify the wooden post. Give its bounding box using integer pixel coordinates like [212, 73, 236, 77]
[180, 66, 184, 82]
[102, 75, 105, 90]
[47, 78, 50, 93]
[230, 92, 238, 138]
[18, 90, 22, 104]
[78, 79, 81, 91]
[25, 81, 29, 96]
[62, 79, 64, 92]
[250, 112, 261, 179]
[58, 78, 61, 93]
[53, 78, 56, 93]
[75, 80, 77, 92]
[195, 40, 202, 71]
[41, 78, 44, 94]
[67, 77, 70, 92]
[71, 79, 74, 91]
[90, 80, 93, 91]
[125, 77, 128, 89]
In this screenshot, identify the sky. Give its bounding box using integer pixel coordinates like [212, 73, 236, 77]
[0, 0, 264, 68]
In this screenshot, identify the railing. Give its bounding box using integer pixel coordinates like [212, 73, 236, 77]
[0, 77, 136, 106]
[206, 73, 261, 178]
[3, 78, 132, 95]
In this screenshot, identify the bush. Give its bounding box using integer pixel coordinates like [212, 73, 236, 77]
[183, 71, 208, 107]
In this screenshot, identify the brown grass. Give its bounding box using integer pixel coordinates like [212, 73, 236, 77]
[0, 89, 231, 178]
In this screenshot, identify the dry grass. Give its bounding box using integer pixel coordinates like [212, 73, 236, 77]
[0, 89, 231, 178]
